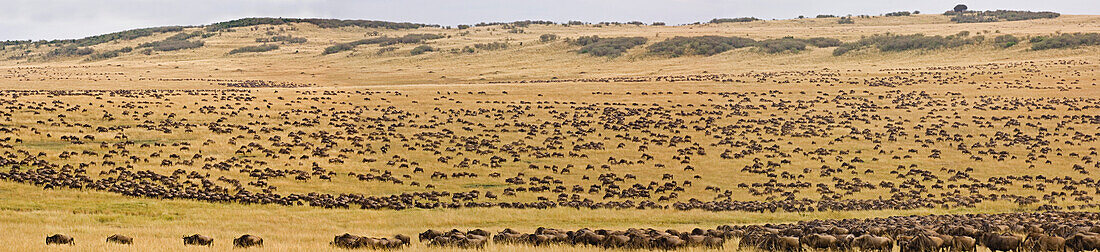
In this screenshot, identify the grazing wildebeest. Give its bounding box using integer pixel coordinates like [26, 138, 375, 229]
[46, 234, 74, 245]
[106, 234, 133, 245]
[183, 234, 214, 246]
[233, 234, 263, 248]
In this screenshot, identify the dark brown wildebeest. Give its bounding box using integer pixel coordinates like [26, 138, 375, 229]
[953, 235, 977, 252]
[183, 234, 214, 246]
[332, 233, 361, 248]
[853, 235, 893, 252]
[983, 233, 1023, 252]
[46, 234, 74, 245]
[1067, 233, 1100, 252]
[233, 234, 263, 248]
[106, 234, 133, 245]
[1025, 233, 1066, 252]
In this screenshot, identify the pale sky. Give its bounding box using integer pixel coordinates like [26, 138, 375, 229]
[2, 0, 1095, 41]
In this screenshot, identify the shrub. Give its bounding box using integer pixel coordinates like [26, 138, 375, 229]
[86, 47, 132, 60]
[256, 35, 307, 44]
[457, 25, 471, 29]
[576, 37, 648, 57]
[473, 42, 508, 51]
[376, 47, 397, 55]
[816, 15, 837, 18]
[805, 37, 842, 47]
[72, 26, 185, 47]
[229, 44, 279, 54]
[206, 18, 436, 32]
[755, 37, 807, 53]
[993, 35, 1019, 48]
[567, 21, 585, 26]
[950, 10, 1060, 23]
[647, 36, 755, 57]
[832, 33, 981, 55]
[47, 46, 94, 58]
[144, 40, 205, 51]
[885, 11, 912, 17]
[410, 45, 435, 55]
[709, 17, 760, 23]
[540, 34, 559, 42]
[570, 36, 602, 46]
[1030, 33, 1100, 50]
[323, 33, 444, 54]
[838, 17, 855, 24]
[652, 22, 666, 26]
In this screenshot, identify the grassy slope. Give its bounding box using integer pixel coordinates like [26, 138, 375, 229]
[0, 14, 1097, 89]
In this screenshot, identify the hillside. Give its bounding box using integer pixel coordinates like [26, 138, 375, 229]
[1, 14, 1098, 89]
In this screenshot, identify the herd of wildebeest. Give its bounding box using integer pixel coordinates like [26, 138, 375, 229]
[41, 212, 1100, 251]
[2, 59, 1098, 250]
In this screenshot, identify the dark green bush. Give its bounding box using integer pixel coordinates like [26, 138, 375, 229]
[832, 33, 981, 55]
[377, 47, 397, 55]
[993, 35, 1019, 48]
[647, 36, 755, 56]
[86, 47, 132, 60]
[143, 40, 205, 51]
[838, 17, 855, 24]
[206, 18, 436, 32]
[709, 17, 760, 23]
[575, 37, 647, 57]
[755, 37, 807, 53]
[1030, 33, 1100, 50]
[229, 44, 279, 54]
[410, 45, 435, 55]
[651, 22, 666, 26]
[950, 10, 1060, 23]
[540, 34, 559, 42]
[571, 36, 602, 46]
[256, 35, 307, 44]
[47, 46, 94, 58]
[72, 26, 184, 47]
[884, 11, 912, 17]
[323, 34, 444, 54]
[805, 37, 842, 47]
[816, 15, 837, 18]
[473, 42, 508, 50]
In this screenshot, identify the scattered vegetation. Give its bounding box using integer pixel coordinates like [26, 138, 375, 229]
[539, 34, 559, 42]
[947, 10, 1060, 23]
[816, 15, 837, 18]
[1030, 33, 1100, 50]
[206, 18, 437, 32]
[647, 36, 755, 57]
[137, 32, 206, 51]
[833, 32, 982, 56]
[46, 46, 95, 58]
[323, 34, 444, 55]
[993, 35, 1020, 48]
[72, 26, 185, 47]
[376, 46, 397, 55]
[647, 36, 839, 56]
[474, 20, 556, 27]
[86, 47, 132, 60]
[569, 36, 648, 57]
[473, 42, 509, 51]
[410, 45, 435, 55]
[709, 17, 760, 23]
[838, 17, 855, 24]
[256, 35, 307, 44]
[229, 44, 279, 54]
[884, 11, 912, 17]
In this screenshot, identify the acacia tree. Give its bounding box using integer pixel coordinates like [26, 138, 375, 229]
[954, 4, 968, 12]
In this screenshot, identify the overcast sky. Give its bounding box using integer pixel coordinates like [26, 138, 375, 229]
[2, 0, 1096, 41]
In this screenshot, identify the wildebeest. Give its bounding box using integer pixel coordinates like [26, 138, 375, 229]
[183, 234, 214, 246]
[233, 234, 263, 248]
[106, 234, 133, 245]
[46, 234, 74, 245]
[983, 233, 1023, 252]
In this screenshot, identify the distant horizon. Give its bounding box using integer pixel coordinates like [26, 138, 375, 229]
[2, 0, 1096, 41]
